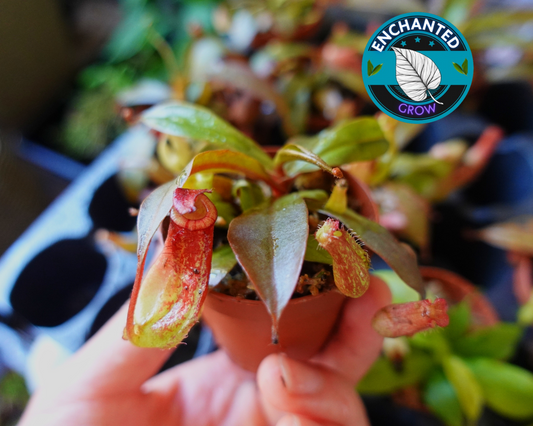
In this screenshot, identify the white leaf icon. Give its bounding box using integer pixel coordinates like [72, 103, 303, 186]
[392, 47, 443, 105]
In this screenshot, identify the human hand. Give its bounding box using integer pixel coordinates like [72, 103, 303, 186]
[18, 276, 390, 426]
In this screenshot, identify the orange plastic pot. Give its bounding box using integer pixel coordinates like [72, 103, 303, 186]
[202, 147, 378, 372]
[202, 288, 346, 372]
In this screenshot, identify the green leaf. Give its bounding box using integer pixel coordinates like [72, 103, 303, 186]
[232, 180, 265, 212]
[104, 8, 153, 62]
[462, 59, 468, 75]
[372, 270, 419, 304]
[367, 60, 374, 76]
[442, 355, 483, 422]
[304, 236, 333, 265]
[453, 62, 466, 75]
[177, 150, 282, 193]
[462, 11, 533, 37]
[518, 295, 533, 326]
[358, 349, 434, 394]
[410, 329, 451, 362]
[443, 301, 471, 341]
[211, 200, 237, 228]
[141, 102, 273, 169]
[452, 323, 523, 360]
[326, 69, 368, 98]
[283, 117, 389, 176]
[209, 245, 237, 287]
[228, 195, 309, 328]
[274, 143, 339, 176]
[279, 73, 312, 134]
[321, 207, 425, 295]
[262, 42, 313, 62]
[467, 358, 533, 420]
[290, 189, 328, 211]
[424, 370, 463, 426]
[369, 64, 383, 76]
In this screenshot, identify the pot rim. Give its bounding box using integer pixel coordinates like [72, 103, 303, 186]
[207, 287, 343, 306]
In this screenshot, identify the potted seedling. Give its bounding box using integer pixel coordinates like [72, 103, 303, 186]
[121, 101, 449, 371]
[360, 268, 533, 426]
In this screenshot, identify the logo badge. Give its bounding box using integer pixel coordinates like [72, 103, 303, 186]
[362, 13, 473, 123]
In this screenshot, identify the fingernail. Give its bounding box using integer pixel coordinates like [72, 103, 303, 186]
[278, 354, 324, 395]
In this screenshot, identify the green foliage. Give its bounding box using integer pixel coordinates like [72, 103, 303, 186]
[442, 302, 471, 341]
[360, 274, 527, 426]
[371, 270, 419, 304]
[60, 88, 126, 161]
[452, 322, 523, 360]
[142, 102, 273, 169]
[424, 370, 463, 426]
[358, 349, 434, 394]
[274, 143, 339, 176]
[0, 371, 29, 426]
[209, 245, 237, 287]
[283, 118, 389, 176]
[442, 355, 484, 422]
[304, 236, 333, 265]
[467, 358, 533, 420]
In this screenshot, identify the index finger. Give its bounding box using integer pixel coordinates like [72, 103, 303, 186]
[52, 303, 173, 395]
[312, 275, 391, 383]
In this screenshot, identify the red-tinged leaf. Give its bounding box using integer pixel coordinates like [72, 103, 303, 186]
[136, 178, 179, 276]
[374, 182, 431, 253]
[125, 189, 217, 348]
[273, 143, 343, 178]
[372, 298, 449, 338]
[177, 150, 284, 195]
[227, 195, 309, 330]
[321, 207, 425, 295]
[141, 101, 273, 169]
[432, 126, 504, 201]
[207, 61, 296, 136]
[315, 218, 370, 297]
[476, 216, 533, 256]
[508, 252, 533, 305]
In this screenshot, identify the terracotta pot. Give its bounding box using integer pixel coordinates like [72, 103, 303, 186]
[419, 266, 499, 327]
[202, 289, 346, 372]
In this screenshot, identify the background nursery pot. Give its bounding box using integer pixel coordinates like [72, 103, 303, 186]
[419, 266, 499, 326]
[202, 288, 346, 372]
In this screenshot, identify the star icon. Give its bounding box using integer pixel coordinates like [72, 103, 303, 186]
[429, 40, 435, 47]
[415, 37, 421, 43]
[401, 40, 406, 47]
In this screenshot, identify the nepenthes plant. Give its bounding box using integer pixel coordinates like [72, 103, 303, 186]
[123, 101, 449, 351]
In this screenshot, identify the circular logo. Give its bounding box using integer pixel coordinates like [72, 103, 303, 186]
[362, 13, 473, 123]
